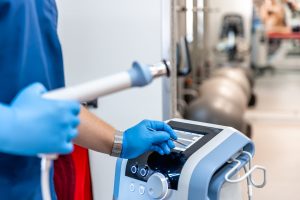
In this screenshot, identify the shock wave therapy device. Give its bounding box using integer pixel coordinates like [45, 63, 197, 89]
[113, 118, 266, 200]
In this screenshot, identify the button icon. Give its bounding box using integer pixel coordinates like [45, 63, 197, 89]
[140, 167, 149, 177]
[131, 165, 138, 174]
[129, 183, 135, 192]
[139, 185, 145, 195]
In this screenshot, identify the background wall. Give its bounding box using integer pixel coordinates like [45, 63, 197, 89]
[56, 0, 163, 199]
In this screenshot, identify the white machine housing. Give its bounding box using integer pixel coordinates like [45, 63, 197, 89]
[113, 118, 254, 200]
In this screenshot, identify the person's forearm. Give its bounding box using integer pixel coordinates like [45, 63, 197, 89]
[74, 106, 115, 155]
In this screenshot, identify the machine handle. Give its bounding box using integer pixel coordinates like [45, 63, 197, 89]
[224, 151, 266, 200]
[225, 151, 266, 187]
[225, 159, 266, 186]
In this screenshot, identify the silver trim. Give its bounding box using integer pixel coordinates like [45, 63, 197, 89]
[110, 130, 123, 157]
[149, 62, 168, 78]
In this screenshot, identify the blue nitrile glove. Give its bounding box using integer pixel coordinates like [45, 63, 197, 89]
[121, 120, 177, 159]
[0, 83, 81, 156]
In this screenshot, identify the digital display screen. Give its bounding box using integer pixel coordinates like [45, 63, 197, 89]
[173, 130, 204, 152]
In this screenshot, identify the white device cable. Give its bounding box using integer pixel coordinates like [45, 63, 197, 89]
[225, 151, 267, 200]
[225, 151, 266, 186]
[226, 164, 266, 183]
[243, 165, 253, 200]
[242, 151, 267, 188]
[41, 155, 57, 200]
[241, 151, 253, 200]
[225, 155, 253, 200]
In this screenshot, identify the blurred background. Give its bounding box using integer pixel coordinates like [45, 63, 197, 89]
[56, 0, 300, 199]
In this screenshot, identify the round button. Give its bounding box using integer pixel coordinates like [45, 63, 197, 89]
[146, 173, 169, 199]
[131, 165, 138, 174]
[140, 167, 149, 177]
[139, 185, 145, 195]
[129, 183, 135, 192]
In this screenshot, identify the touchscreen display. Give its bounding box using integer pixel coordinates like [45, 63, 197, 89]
[174, 130, 204, 151]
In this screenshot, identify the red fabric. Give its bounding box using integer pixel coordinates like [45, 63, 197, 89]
[54, 145, 93, 200]
[54, 155, 76, 200]
[268, 33, 300, 39]
[72, 145, 93, 200]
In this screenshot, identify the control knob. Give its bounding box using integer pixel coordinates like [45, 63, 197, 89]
[140, 166, 149, 177]
[146, 172, 169, 199]
[131, 165, 138, 174]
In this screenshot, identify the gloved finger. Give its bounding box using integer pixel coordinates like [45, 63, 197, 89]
[60, 113, 80, 128]
[150, 145, 164, 155]
[53, 101, 81, 117]
[60, 142, 74, 154]
[69, 102, 81, 115]
[60, 101, 81, 115]
[150, 131, 170, 144]
[70, 117, 80, 128]
[148, 120, 177, 140]
[167, 139, 176, 149]
[160, 142, 171, 154]
[67, 129, 79, 142]
[20, 83, 47, 97]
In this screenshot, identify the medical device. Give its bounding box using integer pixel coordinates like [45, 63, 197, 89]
[113, 118, 266, 200]
[41, 61, 170, 200]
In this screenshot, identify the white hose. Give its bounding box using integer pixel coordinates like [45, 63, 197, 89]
[40, 72, 132, 200]
[43, 72, 131, 102]
[40, 155, 58, 200]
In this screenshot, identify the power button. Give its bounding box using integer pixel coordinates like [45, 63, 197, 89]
[140, 167, 149, 177]
[139, 185, 145, 195]
[129, 183, 135, 192]
[131, 165, 138, 174]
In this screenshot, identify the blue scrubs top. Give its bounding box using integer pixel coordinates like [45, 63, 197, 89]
[0, 0, 64, 199]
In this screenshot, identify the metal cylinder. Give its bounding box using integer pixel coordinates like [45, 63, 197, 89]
[199, 77, 248, 111]
[184, 94, 246, 132]
[212, 68, 251, 100]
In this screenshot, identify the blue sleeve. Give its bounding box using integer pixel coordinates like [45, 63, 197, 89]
[0, 0, 38, 102]
[0, 103, 14, 153]
[0, 0, 65, 104]
[0, 1, 38, 151]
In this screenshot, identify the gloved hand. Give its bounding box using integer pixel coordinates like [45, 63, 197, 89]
[0, 83, 81, 156]
[121, 120, 177, 159]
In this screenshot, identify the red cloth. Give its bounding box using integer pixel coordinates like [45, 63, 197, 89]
[54, 155, 76, 200]
[54, 145, 93, 200]
[72, 146, 93, 200]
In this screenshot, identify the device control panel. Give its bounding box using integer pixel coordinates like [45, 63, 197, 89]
[125, 120, 223, 190]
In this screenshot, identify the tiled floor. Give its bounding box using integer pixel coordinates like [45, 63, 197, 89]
[245, 70, 300, 200]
